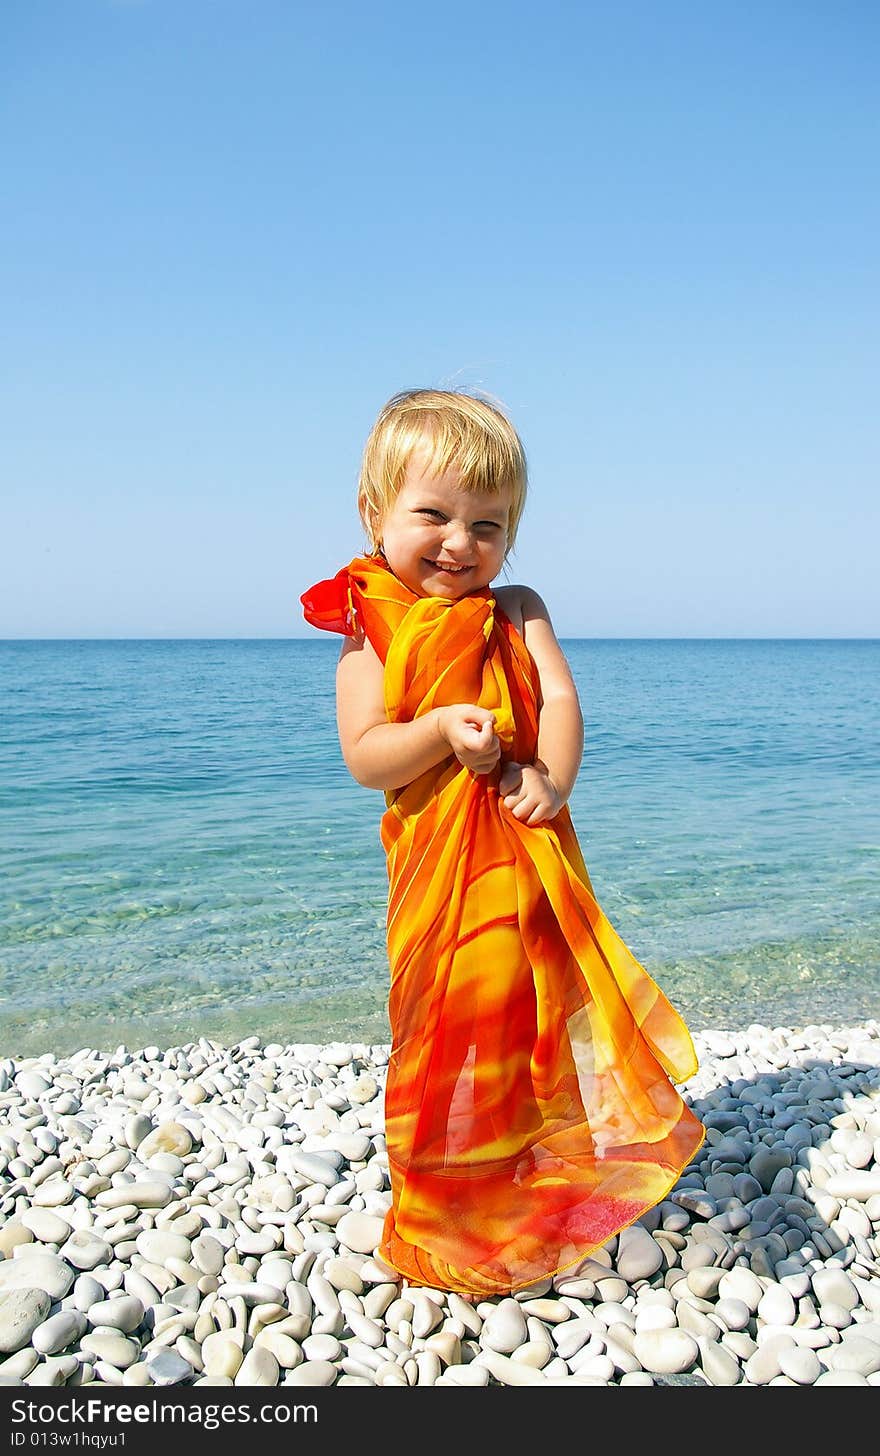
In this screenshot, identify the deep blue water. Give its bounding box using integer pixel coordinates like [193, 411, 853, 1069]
[1, 638, 877, 1056]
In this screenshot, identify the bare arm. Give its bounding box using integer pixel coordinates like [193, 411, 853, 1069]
[336, 630, 501, 791]
[524, 587, 584, 801]
[499, 587, 584, 823]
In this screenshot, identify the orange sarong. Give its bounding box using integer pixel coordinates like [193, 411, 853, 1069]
[302, 556, 705, 1295]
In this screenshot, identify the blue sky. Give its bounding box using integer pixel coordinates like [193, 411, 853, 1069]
[2, 0, 877, 638]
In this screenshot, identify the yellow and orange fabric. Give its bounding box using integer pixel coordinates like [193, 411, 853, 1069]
[302, 556, 705, 1295]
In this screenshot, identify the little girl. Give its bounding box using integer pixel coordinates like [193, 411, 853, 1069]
[301, 388, 704, 1297]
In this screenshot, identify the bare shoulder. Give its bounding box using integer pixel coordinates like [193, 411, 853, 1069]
[494, 583, 525, 636]
[499, 584, 578, 700]
[494, 584, 557, 640]
[336, 626, 385, 706]
[337, 624, 381, 677]
[335, 627, 386, 755]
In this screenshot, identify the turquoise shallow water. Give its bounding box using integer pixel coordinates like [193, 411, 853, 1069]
[1, 638, 878, 1057]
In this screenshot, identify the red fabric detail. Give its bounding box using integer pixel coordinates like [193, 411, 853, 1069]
[300, 568, 356, 637]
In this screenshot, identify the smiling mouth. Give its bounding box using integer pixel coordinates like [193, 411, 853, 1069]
[425, 559, 472, 574]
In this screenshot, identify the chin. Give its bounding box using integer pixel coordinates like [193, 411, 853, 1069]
[430, 582, 468, 598]
[425, 572, 484, 598]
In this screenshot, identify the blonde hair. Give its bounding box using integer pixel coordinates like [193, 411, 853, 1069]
[357, 388, 528, 556]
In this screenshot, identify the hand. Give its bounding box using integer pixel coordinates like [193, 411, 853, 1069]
[438, 704, 501, 774]
[499, 760, 563, 825]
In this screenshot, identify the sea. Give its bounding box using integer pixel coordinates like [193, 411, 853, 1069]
[1, 638, 878, 1059]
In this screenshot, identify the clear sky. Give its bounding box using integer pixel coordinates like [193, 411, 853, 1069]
[2, 0, 877, 638]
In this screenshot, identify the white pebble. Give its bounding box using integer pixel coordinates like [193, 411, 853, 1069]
[334, 1212, 384, 1255]
[481, 1299, 528, 1354]
[632, 1329, 699, 1375]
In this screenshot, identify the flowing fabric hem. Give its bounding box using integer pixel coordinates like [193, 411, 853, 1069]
[376, 1119, 707, 1298]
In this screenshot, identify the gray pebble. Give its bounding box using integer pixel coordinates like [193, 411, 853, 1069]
[148, 1350, 195, 1384]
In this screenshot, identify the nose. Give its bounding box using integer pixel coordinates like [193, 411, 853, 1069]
[441, 519, 471, 554]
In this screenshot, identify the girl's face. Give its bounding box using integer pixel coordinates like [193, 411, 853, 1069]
[378, 451, 511, 600]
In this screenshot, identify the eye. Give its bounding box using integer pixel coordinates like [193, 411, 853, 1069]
[416, 508, 445, 521]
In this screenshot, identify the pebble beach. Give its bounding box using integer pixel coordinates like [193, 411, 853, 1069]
[2, 1021, 879, 1390]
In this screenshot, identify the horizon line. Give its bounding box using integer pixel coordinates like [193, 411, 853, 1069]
[2, 635, 878, 644]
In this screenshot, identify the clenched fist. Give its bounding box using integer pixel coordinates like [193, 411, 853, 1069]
[437, 704, 501, 774]
[499, 760, 563, 825]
